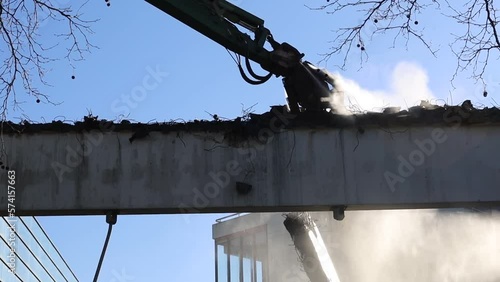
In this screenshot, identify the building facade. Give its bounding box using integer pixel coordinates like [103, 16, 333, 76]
[213, 210, 500, 282]
[0, 216, 78, 282]
[213, 213, 312, 282]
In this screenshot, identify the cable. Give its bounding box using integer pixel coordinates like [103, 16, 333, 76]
[225, 49, 271, 85]
[93, 212, 117, 282]
[3, 217, 57, 281]
[238, 64, 268, 85]
[33, 217, 80, 282]
[225, 48, 239, 65]
[244, 56, 272, 81]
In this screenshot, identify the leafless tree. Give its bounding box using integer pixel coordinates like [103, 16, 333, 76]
[310, 0, 500, 85]
[0, 0, 96, 117]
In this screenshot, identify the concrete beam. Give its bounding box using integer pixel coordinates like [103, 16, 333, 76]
[1, 109, 500, 216]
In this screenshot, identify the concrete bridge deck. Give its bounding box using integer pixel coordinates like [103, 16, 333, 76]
[0, 104, 499, 216]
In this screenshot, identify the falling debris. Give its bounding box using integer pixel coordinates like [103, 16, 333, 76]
[382, 107, 400, 114]
[419, 100, 439, 110]
[284, 212, 341, 282]
[461, 99, 474, 112]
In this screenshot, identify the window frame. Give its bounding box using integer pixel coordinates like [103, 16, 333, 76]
[215, 225, 267, 282]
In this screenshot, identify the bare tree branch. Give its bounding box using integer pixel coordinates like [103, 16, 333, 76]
[311, 0, 500, 84]
[445, 0, 500, 83]
[308, 0, 440, 70]
[0, 0, 96, 118]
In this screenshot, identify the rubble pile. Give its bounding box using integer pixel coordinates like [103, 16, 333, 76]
[2, 101, 499, 135]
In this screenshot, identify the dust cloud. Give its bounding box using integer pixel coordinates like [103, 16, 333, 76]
[327, 210, 500, 281]
[328, 61, 437, 114]
[216, 62, 498, 281]
[319, 63, 500, 281]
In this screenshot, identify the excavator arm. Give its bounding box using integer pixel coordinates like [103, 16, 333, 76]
[145, 0, 340, 112]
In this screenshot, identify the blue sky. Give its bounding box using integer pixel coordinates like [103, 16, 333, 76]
[14, 0, 498, 123]
[14, 0, 499, 281]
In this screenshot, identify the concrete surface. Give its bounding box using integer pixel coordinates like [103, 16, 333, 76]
[0, 110, 499, 216]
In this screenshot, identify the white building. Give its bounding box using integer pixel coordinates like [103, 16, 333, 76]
[213, 210, 500, 282]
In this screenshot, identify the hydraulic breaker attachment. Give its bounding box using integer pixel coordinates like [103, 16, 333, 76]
[284, 62, 339, 113]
